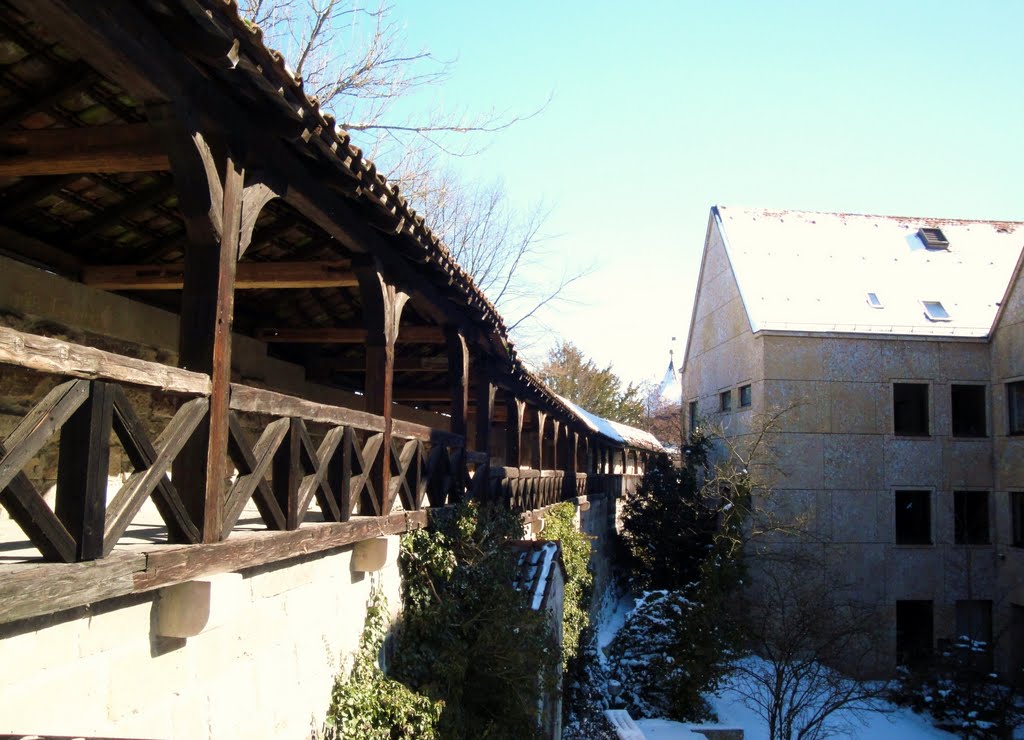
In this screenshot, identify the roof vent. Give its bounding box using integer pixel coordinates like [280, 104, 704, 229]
[918, 227, 950, 250]
[922, 300, 951, 322]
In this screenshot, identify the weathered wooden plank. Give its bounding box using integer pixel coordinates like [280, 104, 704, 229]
[0, 552, 147, 625]
[392, 418, 463, 447]
[296, 424, 343, 522]
[273, 418, 303, 530]
[82, 260, 357, 290]
[0, 379, 88, 493]
[256, 325, 443, 344]
[0, 442, 76, 563]
[103, 391, 206, 554]
[133, 511, 431, 592]
[0, 327, 211, 396]
[223, 413, 289, 535]
[55, 381, 113, 561]
[0, 125, 168, 177]
[230, 384, 386, 433]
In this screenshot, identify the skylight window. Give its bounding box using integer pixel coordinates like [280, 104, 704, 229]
[922, 301, 951, 322]
[866, 292, 884, 309]
[918, 227, 950, 250]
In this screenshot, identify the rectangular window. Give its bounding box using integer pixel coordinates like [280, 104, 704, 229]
[955, 600, 994, 670]
[951, 384, 987, 437]
[895, 490, 931, 545]
[688, 401, 698, 434]
[896, 600, 934, 666]
[719, 390, 732, 412]
[1009, 381, 1024, 435]
[1013, 492, 1024, 548]
[739, 384, 752, 407]
[894, 383, 929, 436]
[954, 491, 989, 544]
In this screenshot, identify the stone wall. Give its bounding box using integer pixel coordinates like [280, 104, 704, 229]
[0, 540, 402, 738]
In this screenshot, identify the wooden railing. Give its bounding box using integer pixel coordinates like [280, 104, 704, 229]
[0, 326, 643, 565]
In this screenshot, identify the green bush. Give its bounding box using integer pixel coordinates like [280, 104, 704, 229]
[392, 502, 557, 739]
[322, 586, 442, 739]
[537, 501, 592, 667]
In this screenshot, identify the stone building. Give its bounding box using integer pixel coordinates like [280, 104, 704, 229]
[680, 205, 1024, 678]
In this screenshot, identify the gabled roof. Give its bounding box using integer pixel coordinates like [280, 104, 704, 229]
[512, 540, 565, 611]
[714, 206, 1024, 338]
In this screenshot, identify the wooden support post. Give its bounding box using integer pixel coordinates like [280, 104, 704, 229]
[356, 261, 408, 516]
[534, 409, 547, 470]
[446, 327, 469, 439]
[273, 418, 303, 529]
[159, 109, 279, 544]
[506, 398, 524, 468]
[474, 366, 496, 458]
[55, 381, 113, 561]
[563, 428, 578, 499]
[551, 420, 562, 470]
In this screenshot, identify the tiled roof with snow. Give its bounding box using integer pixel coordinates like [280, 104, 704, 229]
[513, 540, 563, 611]
[715, 206, 1024, 338]
[555, 395, 664, 452]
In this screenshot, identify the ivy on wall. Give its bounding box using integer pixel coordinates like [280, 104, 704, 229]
[537, 501, 593, 667]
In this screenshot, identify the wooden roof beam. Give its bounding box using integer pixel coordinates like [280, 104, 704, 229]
[0, 125, 168, 177]
[82, 260, 356, 290]
[257, 326, 445, 344]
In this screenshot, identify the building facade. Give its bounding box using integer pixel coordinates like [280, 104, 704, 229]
[681, 206, 1024, 678]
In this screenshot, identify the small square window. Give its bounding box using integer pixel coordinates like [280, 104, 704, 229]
[951, 385, 986, 437]
[895, 489, 931, 545]
[719, 390, 732, 412]
[1008, 381, 1024, 435]
[918, 227, 950, 250]
[739, 384, 752, 407]
[954, 491, 989, 545]
[922, 301, 951, 322]
[894, 383, 929, 436]
[1012, 492, 1024, 548]
[866, 292, 884, 308]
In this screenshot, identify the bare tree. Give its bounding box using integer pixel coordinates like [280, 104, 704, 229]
[729, 552, 892, 740]
[238, 1, 576, 340]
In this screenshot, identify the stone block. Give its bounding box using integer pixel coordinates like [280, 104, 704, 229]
[763, 335, 823, 381]
[946, 439, 994, 488]
[764, 380, 829, 433]
[994, 438, 1024, 484]
[77, 599, 152, 659]
[829, 381, 882, 434]
[884, 438, 942, 487]
[770, 433, 823, 490]
[250, 556, 316, 599]
[991, 322, 1024, 380]
[880, 340, 939, 380]
[352, 535, 398, 573]
[823, 435, 883, 490]
[823, 338, 884, 382]
[940, 342, 991, 381]
[156, 572, 245, 638]
[942, 547, 997, 600]
[830, 490, 882, 544]
[886, 546, 944, 599]
[826, 543, 887, 600]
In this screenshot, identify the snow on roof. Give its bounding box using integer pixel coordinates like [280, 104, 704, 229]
[715, 206, 1024, 338]
[513, 540, 563, 611]
[554, 395, 664, 452]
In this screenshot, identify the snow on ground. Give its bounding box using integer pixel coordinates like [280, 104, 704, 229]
[634, 718, 706, 738]
[597, 589, 634, 665]
[706, 657, 958, 740]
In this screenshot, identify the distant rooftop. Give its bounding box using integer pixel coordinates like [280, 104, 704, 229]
[715, 206, 1024, 338]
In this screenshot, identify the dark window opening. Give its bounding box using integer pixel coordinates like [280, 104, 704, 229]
[918, 227, 950, 250]
[1012, 492, 1024, 548]
[897, 600, 934, 666]
[951, 385, 987, 437]
[739, 384, 752, 407]
[954, 491, 989, 545]
[955, 600, 994, 670]
[688, 401, 698, 434]
[894, 383, 929, 436]
[895, 489, 931, 545]
[1009, 381, 1024, 435]
[719, 390, 732, 412]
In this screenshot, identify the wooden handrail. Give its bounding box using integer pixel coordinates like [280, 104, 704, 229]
[0, 326, 210, 395]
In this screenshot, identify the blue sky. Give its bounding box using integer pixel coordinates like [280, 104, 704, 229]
[382, 1, 1024, 385]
